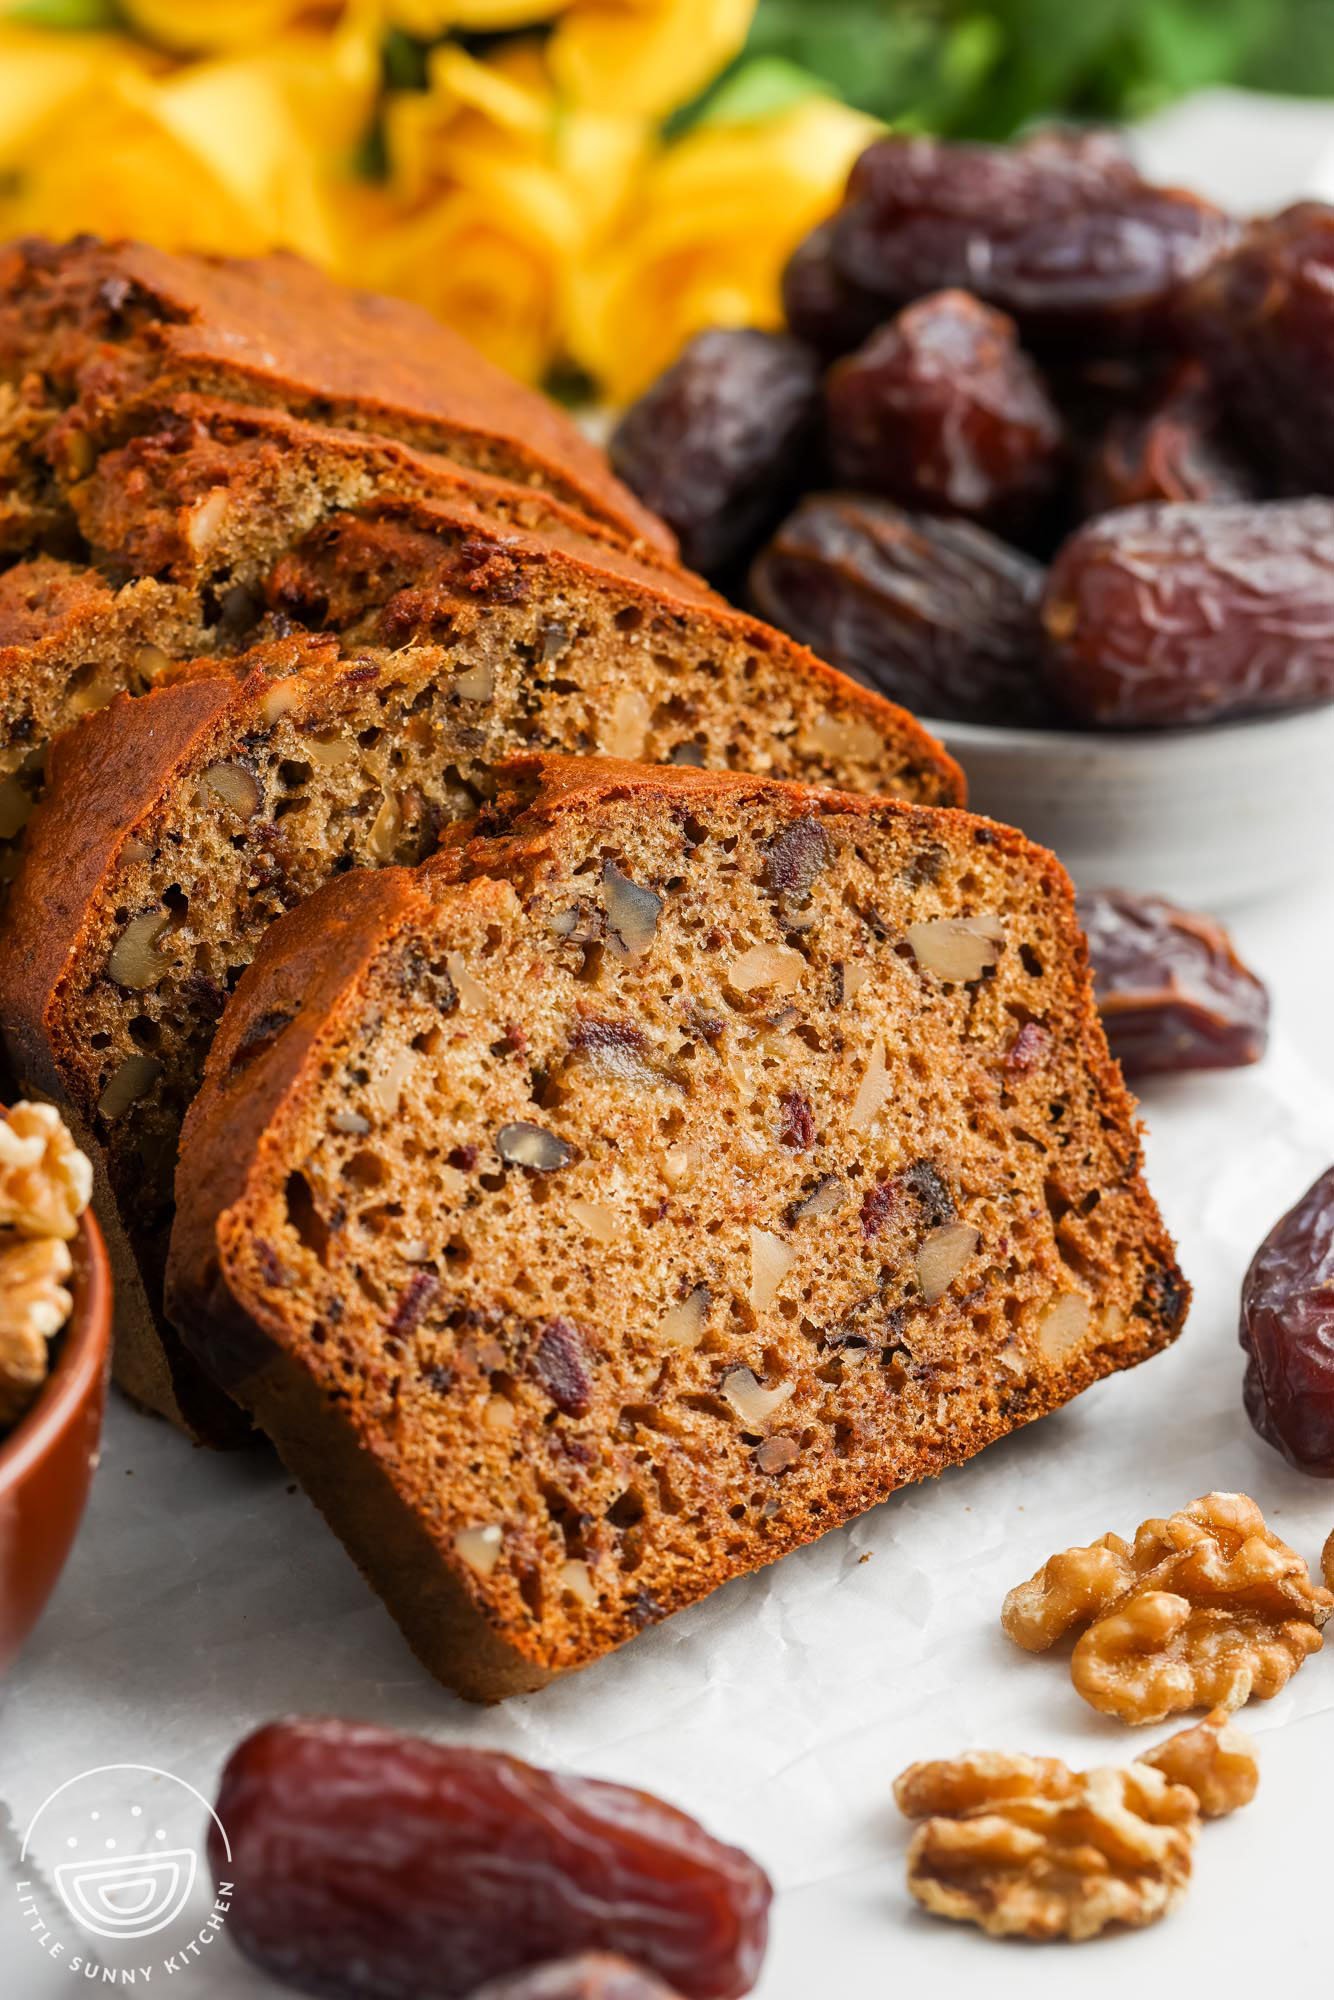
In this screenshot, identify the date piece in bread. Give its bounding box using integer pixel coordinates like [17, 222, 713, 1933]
[0, 236, 669, 554]
[167, 758, 1188, 1696]
[1, 588, 954, 1437]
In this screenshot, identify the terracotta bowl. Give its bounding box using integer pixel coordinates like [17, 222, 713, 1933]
[0, 1209, 111, 1671]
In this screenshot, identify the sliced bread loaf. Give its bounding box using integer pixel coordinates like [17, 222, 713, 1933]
[0, 236, 669, 553]
[166, 757, 1187, 1697]
[1, 582, 955, 1436]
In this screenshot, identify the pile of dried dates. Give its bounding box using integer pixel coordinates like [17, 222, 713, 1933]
[612, 130, 1334, 731]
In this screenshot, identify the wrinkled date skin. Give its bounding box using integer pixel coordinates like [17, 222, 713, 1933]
[823, 132, 1234, 346]
[1081, 364, 1261, 515]
[749, 492, 1048, 723]
[1186, 203, 1334, 492]
[1043, 499, 1334, 727]
[212, 1721, 771, 2000]
[825, 289, 1064, 526]
[781, 218, 884, 357]
[609, 328, 820, 579]
[1240, 1167, 1334, 1475]
[1078, 888, 1269, 1077]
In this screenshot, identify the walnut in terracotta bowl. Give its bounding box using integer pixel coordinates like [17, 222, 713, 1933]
[0, 1102, 110, 1671]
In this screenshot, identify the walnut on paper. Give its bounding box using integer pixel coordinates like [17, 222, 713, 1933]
[895, 1748, 1198, 1942]
[1002, 1491, 1332, 1723]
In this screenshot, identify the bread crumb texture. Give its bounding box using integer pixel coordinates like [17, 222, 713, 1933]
[169, 763, 1187, 1695]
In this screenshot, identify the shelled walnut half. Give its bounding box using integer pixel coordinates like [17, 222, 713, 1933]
[895, 1749, 1199, 1941]
[1002, 1491, 1332, 1723]
[0, 1102, 93, 1431]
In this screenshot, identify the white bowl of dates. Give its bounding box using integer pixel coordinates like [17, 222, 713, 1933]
[609, 136, 1334, 907]
[929, 704, 1334, 909]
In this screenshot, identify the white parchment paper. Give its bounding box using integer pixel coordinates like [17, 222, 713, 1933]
[4, 90, 1334, 1999]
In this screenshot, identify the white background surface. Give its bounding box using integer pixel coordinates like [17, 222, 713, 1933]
[5, 90, 1334, 2000]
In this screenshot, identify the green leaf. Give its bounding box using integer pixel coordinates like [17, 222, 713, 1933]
[381, 26, 430, 94]
[690, 54, 831, 126]
[7, 0, 117, 26]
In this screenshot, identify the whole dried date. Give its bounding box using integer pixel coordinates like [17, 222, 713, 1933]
[825, 290, 1063, 525]
[1081, 365, 1260, 515]
[608, 328, 820, 578]
[826, 132, 1234, 345]
[1043, 499, 1334, 727]
[749, 492, 1048, 723]
[1185, 203, 1334, 492]
[1078, 889, 1269, 1077]
[213, 1720, 771, 2000]
[1240, 1168, 1334, 1475]
[780, 219, 883, 357]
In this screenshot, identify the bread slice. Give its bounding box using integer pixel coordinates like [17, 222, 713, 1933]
[0, 460, 959, 881]
[0, 236, 669, 553]
[166, 757, 1187, 1698]
[61, 394, 645, 587]
[0, 557, 204, 860]
[0, 581, 957, 1437]
[0, 413, 662, 851]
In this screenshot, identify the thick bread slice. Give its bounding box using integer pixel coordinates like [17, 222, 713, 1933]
[0, 236, 669, 553]
[0, 591, 955, 1438]
[166, 758, 1188, 1699]
[59, 395, 648, 585]
[0, 463, 958, 894]
[0, 556, 202, 838]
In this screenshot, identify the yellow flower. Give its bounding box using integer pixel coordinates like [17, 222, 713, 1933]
[390, 0, 571, 31]
[551, 0, 755, 119]
[0, 25, 364, 265]
[387, 0, 755, 120]
[118, 0, 341, 56]
[567, 94, 880, 402]
[373, 38, 647, 379]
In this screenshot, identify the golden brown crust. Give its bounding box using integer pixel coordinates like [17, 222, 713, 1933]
[169, 758, 1186, 1698]
[1, 235, 672, 553]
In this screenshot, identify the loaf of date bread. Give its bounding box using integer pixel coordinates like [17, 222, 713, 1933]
[0, 580, 956, 1437]
[0, 236, 668, 554]
[166, 757, 1188, 1698]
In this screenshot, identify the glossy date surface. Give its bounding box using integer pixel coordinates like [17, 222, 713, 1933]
[609, 327, 820, 578]
[1078, 888, 1269, 1078]
[1081, 364, 1260, 515]
[212, 1720, 771, 2000]
[825, 289, 1063, 525]
[1186, 202, 1334, 492]
[1043, 499, 1334, 726]
[749, 492, 1048, 723]
[1240, 1168, 1334, 1475]
[826, 132, 1234, 344]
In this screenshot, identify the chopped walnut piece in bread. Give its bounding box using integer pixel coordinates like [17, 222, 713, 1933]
[895, 1748, 1199, 1941]
[1003, 1491, 1332, 1722]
